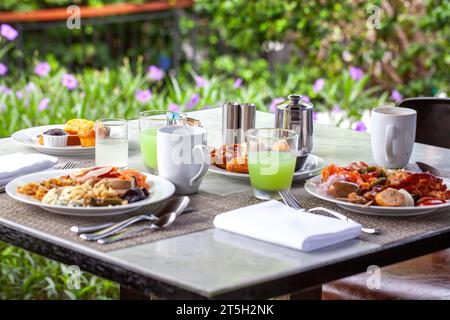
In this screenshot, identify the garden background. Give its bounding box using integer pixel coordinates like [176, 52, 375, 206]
[0, 0, 448, 299]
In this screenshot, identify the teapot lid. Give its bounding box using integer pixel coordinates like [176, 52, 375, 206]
[275, 94, 313, 111]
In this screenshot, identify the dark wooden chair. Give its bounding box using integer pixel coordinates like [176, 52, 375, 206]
[398, 97, 450, 148]
[323, 97, 450, 300]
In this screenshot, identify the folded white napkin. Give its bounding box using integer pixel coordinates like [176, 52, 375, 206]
[0, 153, 58, 186]
[213, 200, 361, 252]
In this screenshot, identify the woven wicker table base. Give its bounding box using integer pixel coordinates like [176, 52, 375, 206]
[1, 185, 449, 252]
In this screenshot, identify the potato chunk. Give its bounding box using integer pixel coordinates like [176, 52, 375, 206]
[375, 188, 405, 207]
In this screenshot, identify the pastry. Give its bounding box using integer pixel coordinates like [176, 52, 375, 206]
[211, 143, 249, 173]
[78, 124, 95, 147]
[64, 119, 94, 135]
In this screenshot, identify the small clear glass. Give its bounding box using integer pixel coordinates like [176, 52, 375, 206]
[95, 118, 128, 167]
[139, 110, 187, 174]
[246, 128, 299, 200]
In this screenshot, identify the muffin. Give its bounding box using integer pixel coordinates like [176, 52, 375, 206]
[64, 119, 95, 147]
[78, 124, 95, 147]
[64, 119, 95, 135]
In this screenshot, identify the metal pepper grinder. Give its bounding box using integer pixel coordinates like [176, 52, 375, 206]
[274, 94, 313, 170]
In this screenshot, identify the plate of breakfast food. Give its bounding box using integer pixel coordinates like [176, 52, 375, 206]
[209, 143, 325, 181]
[11, 119, 96, 155]
[6, 166, 175, 216]
[305, 161, 450, 216]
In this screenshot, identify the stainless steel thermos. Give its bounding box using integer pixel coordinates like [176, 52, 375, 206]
[274, 94, 313, 153]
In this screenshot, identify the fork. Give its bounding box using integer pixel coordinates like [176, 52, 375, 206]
[54, 160, 95, 170]
[54, 161, 78, 170]
[279, 190, 381, 234]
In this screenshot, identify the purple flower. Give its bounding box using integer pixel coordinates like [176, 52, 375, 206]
[0, 104, 5, 112]
[233, 78, 243, 89]
[38, 98, 50, 111]
[332, 105, 342, 113]
[186, 93, 200, 109]
[61, 74, 78, 90]
[302, 95, 311, 103]
[34, 62, 51, 77]
[148, 65, 165, 81]
[195, 75, 208, 88]
[135, 89, 152, 103]
[0, 63, 8, 76]
[391, 89, 403, 103]
[26, 82, 36, 92]
[313, 112, 318, 122]
[0, 85, 11, 95]
[168, 103, 180, 112]
[269, 97, 285, 113]
[313, 78, 325, 93]
[354, 121, 367, 132]
[0, 24, 18, 41]
[16, 91, 23, 100]
[349, 66, 364, 81]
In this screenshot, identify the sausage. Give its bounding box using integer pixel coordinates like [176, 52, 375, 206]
[327, 180, 360, 198]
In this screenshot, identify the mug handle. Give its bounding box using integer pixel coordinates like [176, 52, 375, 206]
[189, 145, 211, 187]
[385, 124, 396, 164]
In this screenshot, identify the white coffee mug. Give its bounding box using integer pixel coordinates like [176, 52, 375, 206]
[371, 107, 417, 169]
[157, 126, 210, 194]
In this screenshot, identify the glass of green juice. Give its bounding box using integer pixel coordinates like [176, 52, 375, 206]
[139, 110, 186, 174]
[246, 128, 299, 200]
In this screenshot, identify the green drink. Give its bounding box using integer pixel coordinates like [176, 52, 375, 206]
[248, 151, 296, 191]
[139, 127, 158, 171]
[246, 128, 298, 200]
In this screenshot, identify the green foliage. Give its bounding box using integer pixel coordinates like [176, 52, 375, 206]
[0, 241, 118, 299]
[190, 0, 449, 96]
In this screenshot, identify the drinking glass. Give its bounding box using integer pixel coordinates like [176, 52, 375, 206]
[246, 128, 298, 200]
[95, 118, 128, 167]
[139, 110, 187, 174]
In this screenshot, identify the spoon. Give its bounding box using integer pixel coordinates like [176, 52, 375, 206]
[79, 196, 190, 241]
[415, 162, 450, 179]
[72, 205, 194, 235]
[97, 210, 177, 245]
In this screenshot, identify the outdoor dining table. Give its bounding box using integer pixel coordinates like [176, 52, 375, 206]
[0, 107, 449, 300]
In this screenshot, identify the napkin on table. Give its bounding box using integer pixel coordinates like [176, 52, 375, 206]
[213, 200, 362, 252]
[0, 153, 58, 186]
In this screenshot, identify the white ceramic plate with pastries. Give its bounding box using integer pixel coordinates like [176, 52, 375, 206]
[12, 123, 95, 156]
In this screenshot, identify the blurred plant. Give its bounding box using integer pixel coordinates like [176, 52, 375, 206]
[188, 0, 449, 97]
[0, 241, 118, 299]
[0, 23, 18, 73]
[316, 68, 389, 127]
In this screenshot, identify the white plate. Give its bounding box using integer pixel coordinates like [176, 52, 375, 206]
[304, 175, 450, 216]
[208, 154, 325, 182]
[6, 169, 175, 216]
[11, 125, 95, 156]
